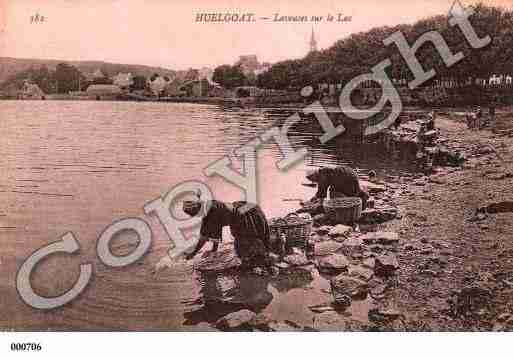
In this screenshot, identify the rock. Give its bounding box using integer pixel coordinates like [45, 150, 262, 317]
[348, 265, 374, 281]
[374, 254, 399, 277]
[449, 283, 492, 317]
[313, 312, 348, 331]
[366, 198, 375, 209]
[431, 240, 450, 249]
[328, 224, 352, 238]
[487, 172, 513, 181]
[361, 180, 386, 194]
[192, 322, 219, 332]
[194, 245, 241, 273]
[482, 201, 513, 214]
[497, 312, 511, 322]
[359, 207, 398, 224]
[269, 252, 280, 262]
[330, 274, 368, 300]
[283, 252, 309, 267]
[274, 261, 290, 270]
[360, 231, 399, 245]
[413, 180, 426, 186]
[420, 269, 438, 277]
[429, 175, 447, 185]
[403, 242, 421, 251]
[338, 237, 365, 257]
[468, 212, 487, 222]
[215, 310, 257, 330]
[317, 254, 350, 274]
[317, 226, 333, 235]
[369, 244, 385, 254]
[248, 313, 273, 331]
[268, 320, 303, 332]
[370, 284, 387, 297]
[362, 257, 376, 269]
[308, 304, 336, 314]
[297, 201, 324, 216]
[314, 241, 343, 257]
[368, 308, 402, 322]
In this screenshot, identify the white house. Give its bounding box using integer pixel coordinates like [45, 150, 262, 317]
[149, 76, 169, 96]
[113, 73, 134, 89]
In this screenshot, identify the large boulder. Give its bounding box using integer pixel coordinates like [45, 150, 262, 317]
[215, 310, 257, 330]
[359, 207, 398, 224]
[374, 254, 399, 277]
[328, 224, 352, 238]
[313, 312, 348, 331]
[330, 274, 369, 301]
[283, 252, 310, 267]
[482, 201, 513, 214]
[348, 265, 374, 281]
[314, 241, 344, 257]
[317, 254, 350, 274]
[368, 308, 402, 323]
[338, 237, 365, 257]
[194, 245, 241, 273]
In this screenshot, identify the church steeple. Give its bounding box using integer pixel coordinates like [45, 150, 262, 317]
[309, 27, 318, 53]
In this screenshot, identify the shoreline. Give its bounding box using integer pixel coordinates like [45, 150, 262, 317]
[185, 110, 513, 331]
[304, 112, 513, 330]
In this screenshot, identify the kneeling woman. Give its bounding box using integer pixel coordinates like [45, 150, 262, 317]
[183, 199, 272, 270]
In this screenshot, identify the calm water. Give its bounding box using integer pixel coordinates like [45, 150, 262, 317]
[0, 100, 412, 330]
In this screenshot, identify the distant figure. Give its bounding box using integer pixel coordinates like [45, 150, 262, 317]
[426, 110, 436, 131]
[306, 165, 369, 209]
[475, 106, 483, 130]
[466, 108, 481, 130]
[489, 100, 497, 124]
[183, 196, 272, 271]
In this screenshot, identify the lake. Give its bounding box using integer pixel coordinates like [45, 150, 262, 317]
[0, 100, 413, 330]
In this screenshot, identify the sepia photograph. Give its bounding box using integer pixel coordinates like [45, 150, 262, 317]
[1, 0, 513, 354]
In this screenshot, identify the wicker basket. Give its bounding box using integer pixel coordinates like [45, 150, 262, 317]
[323, 197, 362, 224]
[269, 213, 312, 249]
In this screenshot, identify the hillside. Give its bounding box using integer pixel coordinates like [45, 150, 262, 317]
[0, 57, 177, 84]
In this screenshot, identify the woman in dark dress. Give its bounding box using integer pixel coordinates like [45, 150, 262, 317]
[183, 199, 272, 270]
[306, 165, 369, 209]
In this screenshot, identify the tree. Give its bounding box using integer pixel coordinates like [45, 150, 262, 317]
[150, 73, 159, 82]
[257, 2, 510, 99]
[184, 68, 199, 81]
[130, 75, 148, 91]
[54, 63, 84, 93]
[213, 65, 246, 89]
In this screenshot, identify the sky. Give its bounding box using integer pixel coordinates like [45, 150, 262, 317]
[0, 0, 510, 70]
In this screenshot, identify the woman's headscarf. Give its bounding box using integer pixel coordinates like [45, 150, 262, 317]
[306, 169, 320, 182]
[183, 200, 202, 217]
[182, 189, 203, 217]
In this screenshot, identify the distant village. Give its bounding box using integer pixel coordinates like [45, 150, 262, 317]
[0, 54, 289, 104]
[0, 30, 322, 104]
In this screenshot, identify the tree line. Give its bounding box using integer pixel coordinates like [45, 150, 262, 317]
[255, 3, 512, 90]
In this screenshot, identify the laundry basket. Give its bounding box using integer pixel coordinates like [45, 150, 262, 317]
[323, 197, 362, 224]
[269, 213, 312, 250]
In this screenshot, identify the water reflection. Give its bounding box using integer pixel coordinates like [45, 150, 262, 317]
[183, 269, 273, 326]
